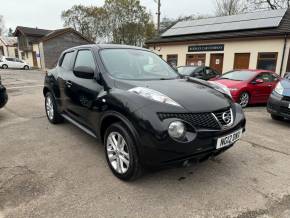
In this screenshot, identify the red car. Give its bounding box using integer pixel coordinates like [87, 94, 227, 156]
[213, 70, 280, 107]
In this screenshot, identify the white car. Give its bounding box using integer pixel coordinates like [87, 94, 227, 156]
[0, 56, 29, 70]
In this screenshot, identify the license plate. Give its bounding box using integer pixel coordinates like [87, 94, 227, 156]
[216, 129, 243, 149]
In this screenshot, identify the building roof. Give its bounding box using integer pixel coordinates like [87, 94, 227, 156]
[13, 26, 93, 44]
[40, 28, 93, 43]
[14, 26, 52, 37]
[146, 9, 290, 45]
[0, 36, 18, 46]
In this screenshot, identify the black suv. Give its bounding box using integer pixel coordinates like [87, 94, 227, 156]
[43, 45, 246, 180]
[0, 75, 8, 109]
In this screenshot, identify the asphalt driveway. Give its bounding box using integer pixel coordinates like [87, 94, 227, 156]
[0, 69, 290, 218]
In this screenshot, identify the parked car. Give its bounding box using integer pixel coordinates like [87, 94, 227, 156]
[0, 75, 8, 109]
[267, 75, 290, 120]
[213, 70, 280, 107]
[43, 45, 246, 180]
[177, 65, 221, 80]
[0, 56, 29, 70]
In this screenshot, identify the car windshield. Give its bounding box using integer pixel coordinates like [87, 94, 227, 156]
[220, 71, 255, 81]
[177, 66, 199, 76]
[100, 49, 179, 80]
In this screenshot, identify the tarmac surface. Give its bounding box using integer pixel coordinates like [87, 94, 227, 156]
[0, 69, 290, 218]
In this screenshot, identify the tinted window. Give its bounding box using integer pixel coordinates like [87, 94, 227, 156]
[100, 49, 178, 80]
[60, 52, 75, 70]
[6, 58, 14, 61]
[74, 50, 95, 69]
[220, 71, 256, 81]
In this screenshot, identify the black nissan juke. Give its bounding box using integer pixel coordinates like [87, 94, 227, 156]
[0, 75, 8, 109]
[43, 44, 246, 181]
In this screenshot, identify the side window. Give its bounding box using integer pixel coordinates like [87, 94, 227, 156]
[74, 50, 95, 69]
[6, 58, 13, 61]
[60, 51, 75, 70]
[205, 67, 216, 76]
[256, 72, 273, 82]
[193, 67, 204, 76]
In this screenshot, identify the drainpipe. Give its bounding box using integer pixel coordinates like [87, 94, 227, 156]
[280, 34, 287, 76]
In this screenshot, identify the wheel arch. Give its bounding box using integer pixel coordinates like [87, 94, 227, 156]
[99, 111, 140, 146]
[43, 86, 51, 97]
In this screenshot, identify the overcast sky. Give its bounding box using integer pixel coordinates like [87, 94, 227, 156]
[0, 0, 215, 31]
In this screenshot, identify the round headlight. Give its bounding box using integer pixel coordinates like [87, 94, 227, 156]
[168, 121, 186, 139]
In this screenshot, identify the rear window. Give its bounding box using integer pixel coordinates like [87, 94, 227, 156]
[60, 51, 75, 70]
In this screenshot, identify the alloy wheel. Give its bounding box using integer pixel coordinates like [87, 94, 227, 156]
[240, 92, 249, 108]
[46, 95, 54, 120]
[106, 132, 130, 174]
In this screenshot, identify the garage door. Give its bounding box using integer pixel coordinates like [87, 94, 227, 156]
[234, 53, 250, 70]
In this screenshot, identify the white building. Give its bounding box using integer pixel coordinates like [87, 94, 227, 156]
[0, 36, 19, 58]
[147, 9, 290, 76]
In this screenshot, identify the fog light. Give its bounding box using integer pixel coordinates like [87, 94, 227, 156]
[168, 121, 186, 138]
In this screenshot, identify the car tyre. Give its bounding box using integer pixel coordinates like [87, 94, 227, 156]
[271, 114, 284, 121]
[239, 92, 250, 108]
[23, 65, 29, 70]
[104, 122, 142, 181]
[45, 92, 63, 124]
[2, 64, 8, 69]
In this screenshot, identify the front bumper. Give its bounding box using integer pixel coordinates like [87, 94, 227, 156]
[0, 85, 8, 108]
[267, 92, 290, 119]
[133, 103, 246, 167]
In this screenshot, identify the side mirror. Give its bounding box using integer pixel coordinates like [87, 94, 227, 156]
[252, 78, 264, 84]
[73, 66, 95, 79]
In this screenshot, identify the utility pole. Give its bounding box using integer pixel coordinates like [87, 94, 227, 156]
[157, 0, 161, 33]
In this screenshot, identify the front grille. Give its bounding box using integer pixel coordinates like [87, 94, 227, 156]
[158, 112, 221, 129]
[280, 106, 290, 115]
[158, 108, 233, 130]
[282, 96, 290, 102]
[212, 108, 233, 126]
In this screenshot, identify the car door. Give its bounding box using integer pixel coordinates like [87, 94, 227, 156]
[16, 58, 25, 68]
[250, 72, 274, 103]
[5, 58, 16, 68]
[56, 50, 77, 114]
[65, 49, 103, 129]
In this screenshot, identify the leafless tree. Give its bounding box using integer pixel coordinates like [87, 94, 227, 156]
[215, 0, 247, 16]
[247, 0, 290, 10]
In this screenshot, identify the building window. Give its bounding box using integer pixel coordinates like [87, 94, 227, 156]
[21, 52, 25, 60]
[186, 54, 206, 66]
[257, 52, 278, 72]
[15, 49, 19, 58]
[0, 46, 4, 56]
[167, 54, 178, 68]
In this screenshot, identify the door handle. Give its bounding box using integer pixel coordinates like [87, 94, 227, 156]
[65, 81, 72, 87]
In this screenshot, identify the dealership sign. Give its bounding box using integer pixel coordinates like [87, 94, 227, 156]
[188, 44, 224, 52]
